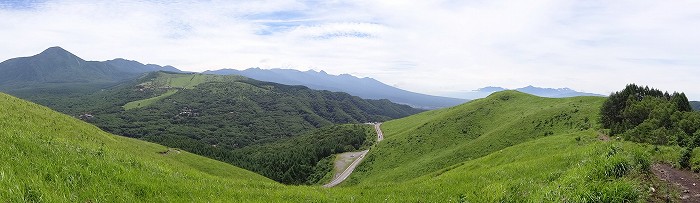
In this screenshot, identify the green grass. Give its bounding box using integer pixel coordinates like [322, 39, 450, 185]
[349, 90, 605, 184]
[122, 72, 245, 110]
[123, 89, 178, 110]
[1, 90, 673, 201]
[0, 92, 334, 202]
[332, 131, 653, 202]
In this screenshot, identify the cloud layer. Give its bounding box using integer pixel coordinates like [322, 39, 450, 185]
[1, 0, 699, 99]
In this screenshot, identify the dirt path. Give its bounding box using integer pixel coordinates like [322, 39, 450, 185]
[323, 123, 383, 188]
[652, 164, 700, 202]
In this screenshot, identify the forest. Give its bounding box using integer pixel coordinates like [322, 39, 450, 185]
[601, 84, 700, 167]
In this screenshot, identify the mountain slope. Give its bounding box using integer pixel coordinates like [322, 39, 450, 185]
[105, 58, 181, 73]
[204, 68, 466, 109]
[348, 91, 606, 183]
[0, 47, 134, 87]
[692, 101, 700, 111]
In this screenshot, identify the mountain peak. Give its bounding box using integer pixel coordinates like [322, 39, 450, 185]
[40, 46, 69, 55]
[36, 46, 84, 61]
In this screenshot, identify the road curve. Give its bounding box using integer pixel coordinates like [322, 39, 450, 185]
[323, 123, 383, 188]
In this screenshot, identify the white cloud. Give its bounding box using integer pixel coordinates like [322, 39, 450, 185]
[0, 0, 699, 99]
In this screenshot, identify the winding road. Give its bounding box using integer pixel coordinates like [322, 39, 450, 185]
[323, 123, 382, 188]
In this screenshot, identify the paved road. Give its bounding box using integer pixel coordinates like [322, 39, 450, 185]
[323, 149, 369, 188]
[323, 123, 383, 188]
[375, 123, 384, 142]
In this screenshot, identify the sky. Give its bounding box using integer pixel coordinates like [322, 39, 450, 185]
[1, 0, 699, 99]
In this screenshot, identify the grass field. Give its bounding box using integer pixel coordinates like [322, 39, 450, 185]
[0, 92, 333, 202]
[348, 91, 605, 184]
[123, 89, 178, 110]
[122, 72, 245, 110]
[2, 90, 680, 202]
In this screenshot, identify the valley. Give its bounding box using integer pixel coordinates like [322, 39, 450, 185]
[0, 48, 699, 202]
[2, 1, 698, 201]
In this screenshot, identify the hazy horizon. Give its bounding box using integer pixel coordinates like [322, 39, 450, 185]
[1, 1, 699, 99]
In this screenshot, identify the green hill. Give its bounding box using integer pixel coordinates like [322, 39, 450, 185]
[123, 72, 244, 110]
[349, 91, 606, 183]
[0, 92, 332, 202]
[692, 101, 700, 111]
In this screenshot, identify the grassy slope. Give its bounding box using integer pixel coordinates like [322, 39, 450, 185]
[123, 72, 245, 109]
[332, 131, 653, 202]
[123, 89, 178, 110]
[350, 91, 605, 184]
[1, 90, 666, 202]
[0, 92, 333, 202]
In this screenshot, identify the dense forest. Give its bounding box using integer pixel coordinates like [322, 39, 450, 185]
[601, 84, 700, 167]
[230, 124, 375, 184]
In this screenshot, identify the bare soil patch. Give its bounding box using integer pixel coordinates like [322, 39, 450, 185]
[652, 164, 700, 202]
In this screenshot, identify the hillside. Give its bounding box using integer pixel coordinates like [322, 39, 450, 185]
[0, 90, 669, 201]
[203, 68, 466, 109]
[692, 101, 700, 111]
[348, 91, 606, 183]
[0, 92, 331, 202]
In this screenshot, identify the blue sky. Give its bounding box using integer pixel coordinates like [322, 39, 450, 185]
[1, 0, 699, 99]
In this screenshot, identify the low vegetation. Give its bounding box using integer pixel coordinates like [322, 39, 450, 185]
[348, 91, 604, 184]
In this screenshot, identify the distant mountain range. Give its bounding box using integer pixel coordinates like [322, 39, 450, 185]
[692, 101, 700, 111]
[0, 47, 182, 90]
[204, 68, 467, 109]
[453, 85, 605, 100]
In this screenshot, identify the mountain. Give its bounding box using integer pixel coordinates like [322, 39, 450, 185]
[0, 47, 133, 87]
[454, 85, 604, 99]
[516, 85, 605, 97]
[692, 101, 700, 111]
[203, 68, 466, 109]
[0, 47, 182, 91]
